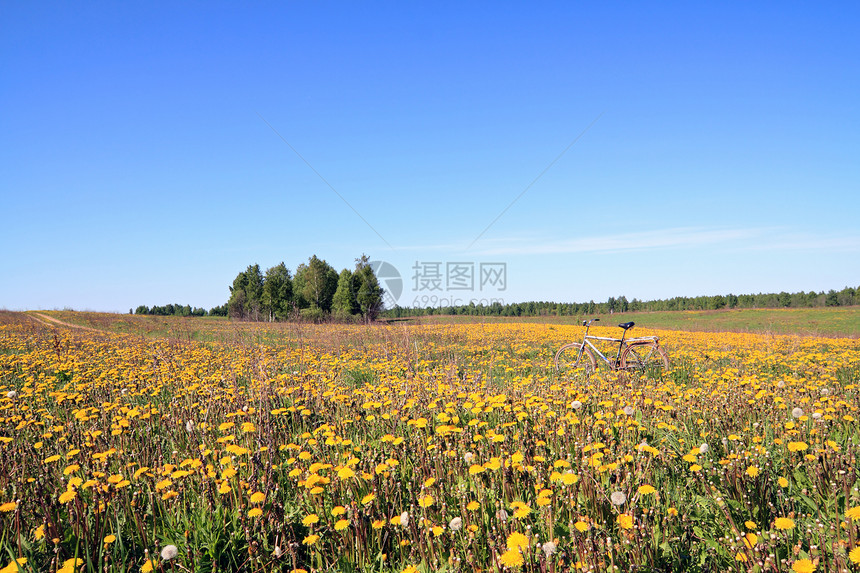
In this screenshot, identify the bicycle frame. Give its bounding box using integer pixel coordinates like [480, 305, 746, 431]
[573, 319, 659, 370]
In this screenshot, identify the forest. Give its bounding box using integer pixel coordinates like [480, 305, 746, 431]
[383, 285, 860, 318]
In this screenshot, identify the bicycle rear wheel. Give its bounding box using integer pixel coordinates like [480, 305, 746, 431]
[620, 342, 669, 372]
[554, 343, 596, 377]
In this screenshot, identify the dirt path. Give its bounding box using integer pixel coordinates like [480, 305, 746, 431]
[27, 312, 104, 332]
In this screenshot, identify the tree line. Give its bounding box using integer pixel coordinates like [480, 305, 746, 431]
[133, 303, 210, 317]
[135, 279, 858, 322]
[223, 254, 384, 322]
[134, 255, 384, 321]
[382, 285, 860, 318]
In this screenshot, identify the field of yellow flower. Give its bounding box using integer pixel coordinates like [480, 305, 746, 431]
[1, 311, 859, 572]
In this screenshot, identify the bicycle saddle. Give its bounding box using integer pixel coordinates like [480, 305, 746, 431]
[618, 322, 635, 330]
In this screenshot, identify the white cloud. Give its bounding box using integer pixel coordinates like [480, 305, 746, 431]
[390, 227, 860, 258]
[474, 227, 763, 255]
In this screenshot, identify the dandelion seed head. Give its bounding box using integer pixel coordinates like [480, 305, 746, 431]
[791, 408, 804, 419]
[161, 545, 178, 560]
[611, 491, 627, 506]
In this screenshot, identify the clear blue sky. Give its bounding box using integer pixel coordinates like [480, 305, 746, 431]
[2, 2, 858, 312]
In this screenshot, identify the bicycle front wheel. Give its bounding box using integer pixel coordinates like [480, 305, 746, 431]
[620, 343, 669, 372]
[554, 343, 596, 378]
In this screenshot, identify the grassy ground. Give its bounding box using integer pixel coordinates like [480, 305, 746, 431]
[2, 311, 859, 572]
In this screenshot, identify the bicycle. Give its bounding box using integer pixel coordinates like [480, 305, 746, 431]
[554, 318, 669, 377]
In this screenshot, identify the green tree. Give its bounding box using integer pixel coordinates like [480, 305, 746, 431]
[353, 255, 384, 321]
[262, 263, 294, 321]
[331, 269, 358, 319]
[228, 264, 264, 320]
[293, 256, 338, 313]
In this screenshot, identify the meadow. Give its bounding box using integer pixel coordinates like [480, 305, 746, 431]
[1, 310, 859, 572]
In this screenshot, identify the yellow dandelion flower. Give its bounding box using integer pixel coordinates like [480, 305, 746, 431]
[791, 558, 815, 573]
[511, 502, 530, 518]
[0, 502, 17, 512]
[335, 519, 349, 531]
[506, 531, 529, 551]
[418, 495, 433, 508]
[63, 464, 80, 476]
[617, 513, 634, 530]
[59, 490, 77, 504]
[331, 506, 346, 516]
[743, 533, 757, 548]
[637, 484, 656, 495]
[103, 534, 116, 544]
[302, 534, 319, 545]
[745, 466, 759, 478]
[499, 548, 524, 567]
[846, 506, 860, 521]
[372, 519, 385, 529]
[59, 557, 83, 573]
[1, 557, 27, 573]
[849, 546, 860, 564]
[33, 524, 45, 540]
[774, 517, 795, 530]
[778, 477, 789, 488]
[249, 492, 266, 504]
[302, 514, 319, 526]
[248, 507, 263, 518]
[466, 501, 480, 511]
[361, 493, 376, 505]
[574, 520, 589, 532]
[745, 520, 757, 530]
